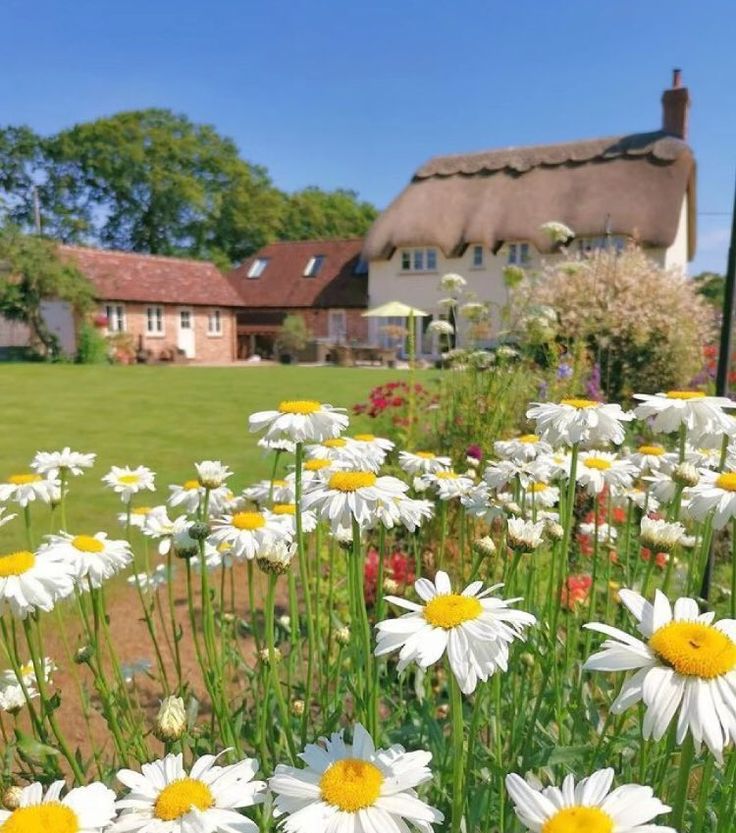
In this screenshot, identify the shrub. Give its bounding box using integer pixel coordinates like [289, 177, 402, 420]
[75, 321, 109, 364]
[276, 314, 310, 356]
[519, 245, 714, 400]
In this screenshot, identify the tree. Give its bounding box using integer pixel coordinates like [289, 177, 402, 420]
[277, 187, 378, 241]
[0, 226, 94, 357]
[693, 271, 725, 308]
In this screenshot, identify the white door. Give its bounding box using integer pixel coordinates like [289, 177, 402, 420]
[328, 309, 347, 343]
[177, 308, 195, 358]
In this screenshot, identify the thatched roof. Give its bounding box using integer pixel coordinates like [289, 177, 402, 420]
[363, 131, 696, 261]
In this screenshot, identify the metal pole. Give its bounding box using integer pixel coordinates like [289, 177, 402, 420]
[701, 173, 736, 602]
[715, 174, 736, 396]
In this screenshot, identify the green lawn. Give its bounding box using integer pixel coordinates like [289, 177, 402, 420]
[1, 364, 438, 545]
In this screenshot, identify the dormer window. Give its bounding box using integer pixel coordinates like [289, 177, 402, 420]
[400, 248, 438, 272]
[353, 256, 369, 275]
[248, 257, 269, 278]
[304, 255, 325, 277]
[507, 243, 530, 265]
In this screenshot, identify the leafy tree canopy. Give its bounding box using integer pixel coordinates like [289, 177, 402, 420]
[693, 271, 725, 308]
[0, 225, 94, 356]
[0, 111, 377, 266]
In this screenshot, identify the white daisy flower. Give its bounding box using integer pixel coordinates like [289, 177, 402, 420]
[142, 506, 176, 554]
[0, 507, 17, 529]
[128, 564, 170, 593]
[421, 470, 474, 500]
[0, 780, 117, 833]
[585, 588, 736, 761]
[626, 443, 672, 475]
[579, 522, 618, 545]
[195, 459, 233, 489]
[39, 532, 132, 590]
[375, 570, 536, 694]
[209, 510, 291, 560]
[102, 465, 156, 502]
[507, 518, 546, 551]
[1, 656, 55, 689]
[494, 434, 552, 463]
[398, 450, 452, 476]
[304, 438, 355, 465]
[168, 479, 205, 513]
[301, 471, 408, 531]
[270, 503, 318, 534]
[640, 516, 685, 553]
[0, 473, 59, 507]
[371, 495, 434, 533]
[634, 390, 736, 444]
[622, 486, 658, 512]
[524, 482, 560, 509]
[118, 505, 156, 530]
[31, 447, 96, 479]
[249, 400, 348, 444]
[0, 682, 35, 712]
[257, 435, 297, 454]
[461, 483, 504, 524]
[242, 478, 295, 506]
[506, 768, 674, 833]
[347, 434, 395, 470]
[687, 470, 736, 528]
[114, 751, 265, 833]
[269, 723, 443, 833]
[643, 469, 681, 505]
[526, 399, 633, 447]
[576, 451, 637, 495]
[0, 548, 75, 618]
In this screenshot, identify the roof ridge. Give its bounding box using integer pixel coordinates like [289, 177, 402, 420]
[58, 243, 219, 269]
[255, 237, 365, 248]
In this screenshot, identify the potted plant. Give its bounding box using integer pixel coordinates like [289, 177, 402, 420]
[276, 314, 310, 364]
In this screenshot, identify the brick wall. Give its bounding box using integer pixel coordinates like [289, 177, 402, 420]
[296, 308, 370, 342]
[103, 302, 235, 363]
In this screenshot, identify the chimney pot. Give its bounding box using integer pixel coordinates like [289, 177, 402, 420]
[662, 70, 690, 140]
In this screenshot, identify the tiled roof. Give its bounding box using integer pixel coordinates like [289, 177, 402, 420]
[59, 245, 244, 307]
[229, 238, 367, 308]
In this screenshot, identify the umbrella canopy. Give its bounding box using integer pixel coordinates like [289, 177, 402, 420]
[362, 300, 429, 318]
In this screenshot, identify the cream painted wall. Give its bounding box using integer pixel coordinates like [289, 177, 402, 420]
[664, 195, 690, 272]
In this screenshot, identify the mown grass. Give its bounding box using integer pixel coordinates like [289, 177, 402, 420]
[0, 364, 438, 545]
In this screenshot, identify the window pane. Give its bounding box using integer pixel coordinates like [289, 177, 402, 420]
[473, 246, 483, 267]
[508, 244, 517, 264]
[413, 250, 424, 271]
[426, 249, 437, 270]
[401, 251, 411, 270]
[521, 243, 530, 263]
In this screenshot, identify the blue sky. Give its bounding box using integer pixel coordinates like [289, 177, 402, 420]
[2, 0, 734, 273]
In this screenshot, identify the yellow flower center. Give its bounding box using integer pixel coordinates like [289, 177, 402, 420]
[183, 479, 200, 491]
[415, 451, 435, 459]
[519, 434, 540, 443]
[542, 806, 613, 833]
[71, 535, 104, 553]
[323, 438, 346, 448]
[131, 506, 151, 515]
[278, 399, 322, 414]
[272, 503, 296, 515]
[560, 398, 598, 409]
[638, 445, 665, 456]
[328, 472, 377, 492]
[649, 620, 736, 678]
[0, 551, 35, 577]
[319, 758, 384, 812]
[1, 803, 79, 833]
[272, 479, 287, 487]
[665, 391, 706, 400]
[435, 471, 459, 480]
[7, 474, 41, 486]
[118, 474, 140, 485]
[304, 459, 331, 471]
[154, 778, 214, 821]
[530, 482, 548, 493]
[353, 434, 376, 442]
[424, 593, 483, 629]
[584, 457, 612, 471]
[231, 512, 266, 530]
[716, 473, 736, 492]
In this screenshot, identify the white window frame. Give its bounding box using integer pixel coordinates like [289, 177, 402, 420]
[104, 304, 126, 333]
[146, 305, 165, 336]
[304, 255, 326, 277]
[207, 308, 223, 336]
[507, 242, 531, 265]
[248, 257, 269, 278]
[471, 245, 484, 268]
[399, 247, 438, 273]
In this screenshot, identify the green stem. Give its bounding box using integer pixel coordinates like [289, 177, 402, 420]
[449, 671, 466, 833]
[266, 573, 297, 764]
[670, 736, 695, 829]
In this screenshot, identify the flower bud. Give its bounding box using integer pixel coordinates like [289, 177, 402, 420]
[2, 786, 23, 810]
[291, 699, 305, 717]
[74, 645, 93, 665]
[473, 536, 496, 558]
[382, 578, 399, 595]
[672, 462, 699, 487]
[154, 695, 187, 742]
[519, 652, 535, 668]
[335, 626, 351, 646]
[258, 646, 282, 665]
[188, 521, 210, 541]
[544, 520, 564, 541]
[256, 541, 296, 575]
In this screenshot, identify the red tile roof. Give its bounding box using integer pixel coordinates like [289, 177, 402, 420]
[229, 238, 367, 309]
[59, 245, 244, 307]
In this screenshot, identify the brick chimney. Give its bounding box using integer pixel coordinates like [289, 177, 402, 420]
[661, 68, 690, 139]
